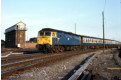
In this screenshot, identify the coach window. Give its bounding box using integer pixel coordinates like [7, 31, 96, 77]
[87, 38, 88, 42]
[89, 39, 91, 43]
[97, 40, 99, 43]
[85, 39, 86, 43]
[85, 38, 87, 43]
[88, 39, 90, 43]
[95, 40, 96, 43]
[86, 39, 88, 42]
[86, 39, 88, 43]
[84, 39, 85, 43]
[96, 40, 97, 43]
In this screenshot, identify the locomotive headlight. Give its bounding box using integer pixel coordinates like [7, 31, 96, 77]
[37, 39, 40, 41]
[40, 39, 42, 41]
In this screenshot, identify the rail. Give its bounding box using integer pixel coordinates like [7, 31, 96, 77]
[68, 53, 96, 80]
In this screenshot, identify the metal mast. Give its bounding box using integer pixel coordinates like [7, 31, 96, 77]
[102, 11, 105, 53]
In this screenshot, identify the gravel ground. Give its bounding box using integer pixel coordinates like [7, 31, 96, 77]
[7, 50, 101, 80]
[6, 49, 121, 80]
[91, 49, 121, 80]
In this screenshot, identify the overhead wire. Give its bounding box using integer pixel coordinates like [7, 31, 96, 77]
[119, 0, 121, 41]
[119, 0, 121, 26]
[103, 0, 107, 11]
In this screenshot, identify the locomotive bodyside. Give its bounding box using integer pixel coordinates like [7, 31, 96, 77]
[52, 32, 80, 46]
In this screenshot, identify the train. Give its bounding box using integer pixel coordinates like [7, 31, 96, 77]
[36, 28, 121, 53]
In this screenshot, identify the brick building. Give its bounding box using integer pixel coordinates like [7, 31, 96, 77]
[5, 22, 26, 48]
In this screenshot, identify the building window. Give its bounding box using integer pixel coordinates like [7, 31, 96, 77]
[20, 35, 22, 37]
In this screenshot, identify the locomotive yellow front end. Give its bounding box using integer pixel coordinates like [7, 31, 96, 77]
[37, 31, 52, 45]
[37, 31, 52, 52]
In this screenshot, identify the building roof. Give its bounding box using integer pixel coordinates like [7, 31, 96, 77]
[5, 21, 26, 33]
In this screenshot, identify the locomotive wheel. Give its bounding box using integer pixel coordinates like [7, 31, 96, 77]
[57, 46, 61, 52]
[57, 46, 60, 52]
[51, 46, 56, 53]
[55, 49, 59, 53]
[48, 48, 53, 53]
[60, 46, 64, 52]
[52, 48, 55, 53]
[62, 46, 64, 52]
[53, 46, 59, 53]
[73, 46, 77, 51]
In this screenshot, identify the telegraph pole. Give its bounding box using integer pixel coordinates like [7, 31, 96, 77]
[102, 11, 105, 53]
[75, 24, 76, 34]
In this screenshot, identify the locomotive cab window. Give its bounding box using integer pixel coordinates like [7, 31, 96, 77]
[52, 33, 56, 37]
[45, 32, 51, 36]
[39, 32, 44, 36]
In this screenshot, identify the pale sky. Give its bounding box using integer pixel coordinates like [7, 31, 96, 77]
[1, 0, 121, 41]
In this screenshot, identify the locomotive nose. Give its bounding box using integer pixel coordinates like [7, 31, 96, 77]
[37, 37, 51, 45]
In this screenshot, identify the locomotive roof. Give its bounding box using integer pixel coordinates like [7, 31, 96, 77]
[40, 28, 120, 42]
[40, 28, 80, 36]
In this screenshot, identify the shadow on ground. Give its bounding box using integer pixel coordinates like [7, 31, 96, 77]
[14, 50, 41, 54]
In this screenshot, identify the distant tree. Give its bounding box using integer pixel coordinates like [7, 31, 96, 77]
[29, 37, 37, 43]
[26, 41, 30, 43]
[1, 40, 5, 48]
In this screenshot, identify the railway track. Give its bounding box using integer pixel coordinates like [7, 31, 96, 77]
[1, 48, 37, 53]
[2, 52, 57, 64]
[2, 54, 64, 70]
[1, 49, 97, 79]
[2, 49, 98, 64]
